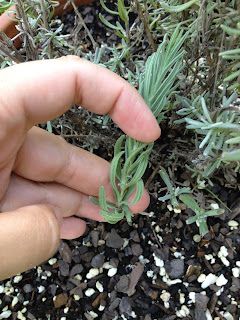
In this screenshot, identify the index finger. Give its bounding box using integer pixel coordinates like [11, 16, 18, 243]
[0, 56, 160, 142]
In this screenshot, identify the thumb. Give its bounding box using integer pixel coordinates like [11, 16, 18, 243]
[0, 204, 60, 280]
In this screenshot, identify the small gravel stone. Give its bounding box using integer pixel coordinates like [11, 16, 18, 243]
[58, 260, 70, 277]
[166, 259, 184, 279]
[91, 254, 105, 268]
[106, 229, 124, 249]
[59, 241, 72, 263]
[70, 264, 83, 277]
[23, 284, 33, 293]
[119, 297, 132, 316]
[115, 275, 129, 293]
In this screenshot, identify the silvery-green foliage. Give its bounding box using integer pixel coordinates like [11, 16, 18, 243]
[179, 194, 224, 236]
[177, 92, 240, 181]
[97, 27, 186, 224]
[158, 167, 191, 209]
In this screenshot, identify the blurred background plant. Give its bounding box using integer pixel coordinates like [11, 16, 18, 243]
[0, 0, 239, 236]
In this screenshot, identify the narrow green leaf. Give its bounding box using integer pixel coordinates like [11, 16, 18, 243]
[179, 194, 202, 214]
[100, 0, 119, 15]
[221, 24, 240, 36]
[100, 210, 124, 224]
[198, 220, 209, 236]
[118, 0, 129, 24]
[99, 13, 121, 31]
[222, 149, 240, 161]
[225, 136, 240, 144]
[160, 0, 199, 13]
[130, 179, 144, 206]
[98, 186, 108, 211]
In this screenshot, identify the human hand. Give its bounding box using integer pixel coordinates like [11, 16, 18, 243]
[0, 56, 160, 280]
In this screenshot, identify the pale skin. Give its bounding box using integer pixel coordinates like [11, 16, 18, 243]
[0, 56, 160, 280]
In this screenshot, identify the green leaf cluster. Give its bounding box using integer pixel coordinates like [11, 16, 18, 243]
[97, 27, 186, 224]
[179, 194, 224, 236]
[158, 167, 191, 209]
[177, 93, 240, 180]
[0, 0, 12, 14]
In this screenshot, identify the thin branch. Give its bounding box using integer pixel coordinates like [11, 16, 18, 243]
[70, 0, 97, 50]
[134, 0, 156, 52]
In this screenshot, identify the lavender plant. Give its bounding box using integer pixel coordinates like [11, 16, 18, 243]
[177, 92, 240, 182]
[179, 194, 224, 236]
[96, 27, 186, 224]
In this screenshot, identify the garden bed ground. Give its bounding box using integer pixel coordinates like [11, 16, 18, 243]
[0, 1, 239, 320]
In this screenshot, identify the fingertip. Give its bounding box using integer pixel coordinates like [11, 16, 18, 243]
[60, 217, 86, 240]
[0, 204, 60, 280]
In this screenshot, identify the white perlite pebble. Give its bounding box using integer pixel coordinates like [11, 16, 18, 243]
[64, 307, 69, 314]
[98, 305, 105, 312]
[86, 268, 99, 279]
[222, 312, 234, 320]
[85, 288, 95, 297]
[197, 274, 206, 283]
[153, 253, 164, 267]
[17, 311, 26, 320]
[232, 267, 240, 278]
[160, 291, 170, 302]
[88, 311, 98, 318]
[236, 261, 240, 267]
[37, 286, 45, 293]
[107, 268, 117, 277]
[48, 258, 57, 265]
[205, 309, 213, 320]
[176, 305, 190, 318]
[102, 262, 113, 269]
[147, 270, 154, 278]
[188, 292, 196, 303]
[193, 234, 201, 243]
[201, 273, 217, 289]
[219, 246, 228, 257]
[73, 295, 81, 301]
[13, 275, 23, 284]
[0, 311, 12, 319]
[216, 274, 228, 287]
[228, 220, 239, 228]
[210, 203, 219, 210]
[96, 281, 104, 293]
[0, 285, 4, 294]
[217, 246, 230, 267]
[179, 293, 185, 304]
[11, 297, 19, 307]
